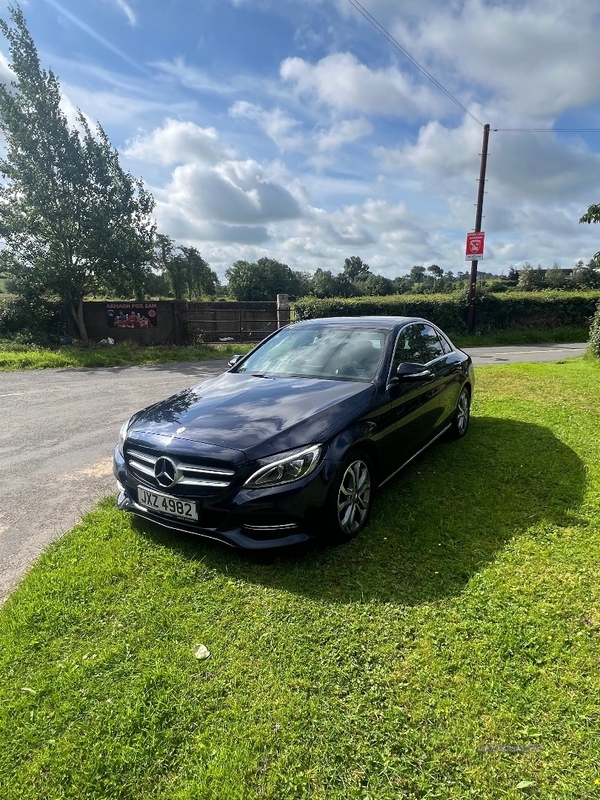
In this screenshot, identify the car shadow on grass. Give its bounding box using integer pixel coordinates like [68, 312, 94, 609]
[136, 417, 587, 606]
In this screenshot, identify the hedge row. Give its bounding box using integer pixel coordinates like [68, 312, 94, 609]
[292, 292, 600, 335]
[589, 301, 600, 357]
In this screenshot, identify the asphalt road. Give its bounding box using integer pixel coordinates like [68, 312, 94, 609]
[0, 360, 227, 605]
[466, 341, 587, 365]
[0, 342, 588, 604]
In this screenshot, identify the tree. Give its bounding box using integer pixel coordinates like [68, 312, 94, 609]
[153, 236, 220, 300]
[580, 204, 600, 230]
[572, 259, 600, 289]
[310, 269, 357, 298]
[427, 264, 443, 281]
[310, 269, 339, 298]
[154, 234, 184, 298]
[179, 247, 220, 299]
[225, 257, 308, 301]
[343, 256, 370, 282]
[356, 273, 395, 296]
[506, 266, 519, 284]
[409, 265, 426, 284]
[0, 6, 155, 339]
[517, 262, 536, 291]
[544, 262, 566, 289]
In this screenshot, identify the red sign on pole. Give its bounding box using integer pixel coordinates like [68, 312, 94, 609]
[465, 232, 485, 261]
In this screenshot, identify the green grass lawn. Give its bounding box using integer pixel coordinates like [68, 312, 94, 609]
[1, 360, 599, 799]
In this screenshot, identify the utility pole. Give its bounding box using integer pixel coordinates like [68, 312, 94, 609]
[466, 123, 491, 333]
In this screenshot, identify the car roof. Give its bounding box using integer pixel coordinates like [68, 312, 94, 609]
[292, 316, 427, 330]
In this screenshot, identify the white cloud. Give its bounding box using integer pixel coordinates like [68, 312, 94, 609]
[489, 133, 600, 202]
[132, 124, 306, 248]
[391, 0, 600, 123]
[374, 119, 482, 180]
[152, 57, 283, 100]
[375, 117, 600, 207]
[61, 80, 197, 130]
[154, 200, 272, 245]
[108, 0, 137, 26]
[281, 52, 450, 121]
[316, 117, 372, 151]
[126, 119, 235, 166]
[230, 101, 305, 151]
[230, 100, 372, 156]
[162, 159, 302, 226]
[152, 58, 235, 94]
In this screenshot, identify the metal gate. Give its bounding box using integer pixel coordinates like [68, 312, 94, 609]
[185, 302, 278, 344]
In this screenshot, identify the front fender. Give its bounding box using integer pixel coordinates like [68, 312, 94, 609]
[324, 419, 378, 467]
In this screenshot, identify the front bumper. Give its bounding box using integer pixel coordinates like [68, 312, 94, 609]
[113, 447, 334, 550]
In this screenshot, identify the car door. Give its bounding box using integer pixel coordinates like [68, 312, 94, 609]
[378, 323, 455, 479]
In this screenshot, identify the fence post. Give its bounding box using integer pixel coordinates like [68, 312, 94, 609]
[173, 301, 187, 346]
[277, 294, 290, 328]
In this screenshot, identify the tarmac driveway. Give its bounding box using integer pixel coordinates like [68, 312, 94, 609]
[0, 342, 588, 604]
[0, 360, 226, 604]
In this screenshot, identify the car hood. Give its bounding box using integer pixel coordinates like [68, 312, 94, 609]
[128, 371, 375, 461]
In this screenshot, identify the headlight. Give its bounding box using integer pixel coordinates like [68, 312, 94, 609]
[117, 417, 132, 456]
[244, 445, 322, 489]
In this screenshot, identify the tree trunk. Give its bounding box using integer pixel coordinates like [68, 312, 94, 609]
[70, 297, 88, 341]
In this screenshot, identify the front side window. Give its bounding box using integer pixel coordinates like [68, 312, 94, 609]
[392, 323, 445, 369]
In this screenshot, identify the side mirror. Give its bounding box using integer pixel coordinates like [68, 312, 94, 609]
[228, 354, 243, 368]
[395, 362, 433, 380]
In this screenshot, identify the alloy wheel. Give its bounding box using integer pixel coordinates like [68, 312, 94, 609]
[336, 458, 372, 536]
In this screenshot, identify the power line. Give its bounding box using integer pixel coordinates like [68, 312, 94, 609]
[346, 0, 484, 127]
[347, 0, 600, 136]
[495, 128, 600, 133]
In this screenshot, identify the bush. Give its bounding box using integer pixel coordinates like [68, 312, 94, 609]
[293, 294, 470, 333]
[292, 290, 600, 336]
[0, 296, 66, 345]
[589, 302, 600, 357]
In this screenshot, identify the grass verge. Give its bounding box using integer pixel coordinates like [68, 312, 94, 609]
[1, 360, 599, 798]
[0, 341, 254, 370]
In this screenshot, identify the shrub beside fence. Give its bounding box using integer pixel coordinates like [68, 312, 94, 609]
[292, 291, 600, 335]
[589, 301, 600, 357]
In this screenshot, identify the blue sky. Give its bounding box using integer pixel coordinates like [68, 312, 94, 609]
[2, 0, 600, 280]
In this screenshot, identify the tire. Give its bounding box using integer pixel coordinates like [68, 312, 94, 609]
[450, 386, 471, 439]
[327, 450, 374, 543]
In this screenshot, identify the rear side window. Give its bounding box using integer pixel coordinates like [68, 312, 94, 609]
[437, 331, 453, 354]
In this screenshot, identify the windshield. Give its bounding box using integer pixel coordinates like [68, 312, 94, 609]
[236, 324, 386, 381]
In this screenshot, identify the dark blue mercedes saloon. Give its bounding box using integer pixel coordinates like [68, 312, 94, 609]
[113, 316, 474, 549]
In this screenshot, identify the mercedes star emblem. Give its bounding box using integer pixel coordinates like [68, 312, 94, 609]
[154, 456, 178, 488]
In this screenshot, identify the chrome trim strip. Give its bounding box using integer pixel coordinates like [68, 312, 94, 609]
[178, 476, 231, 488]
[129, 459, 155, 477]
[183, 465, 235, 477]
[243, 523, 298, 531]
[378, 424, 452, 488]
[128, 449, 156, 464]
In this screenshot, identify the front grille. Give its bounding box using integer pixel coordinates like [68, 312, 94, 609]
[126, 448, 235, 490]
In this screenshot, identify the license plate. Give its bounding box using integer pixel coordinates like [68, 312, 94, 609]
[137, 487, 198, 521]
